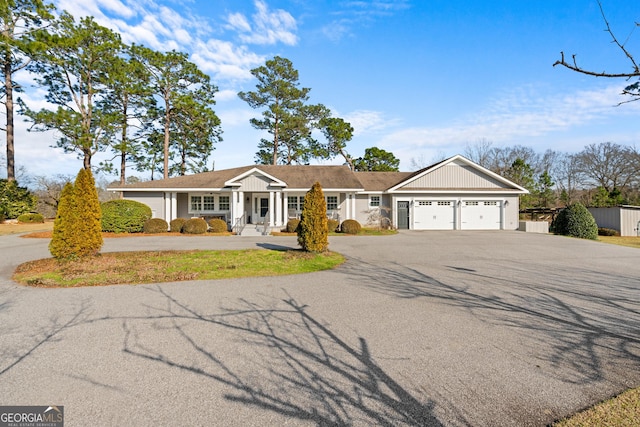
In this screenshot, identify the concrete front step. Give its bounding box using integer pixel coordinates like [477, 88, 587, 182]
[239, 225, 270, 237]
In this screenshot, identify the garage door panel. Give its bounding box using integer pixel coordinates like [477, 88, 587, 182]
[414, 200, 455, 230]
[461, 200, 501, 230]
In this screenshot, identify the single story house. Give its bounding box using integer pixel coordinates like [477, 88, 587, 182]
[109, 155, 528, 233]
[588, 205, 640, 237]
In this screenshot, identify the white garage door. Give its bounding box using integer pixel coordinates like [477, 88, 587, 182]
[461, 200, 501, 230]
[414, 200, 455, 230]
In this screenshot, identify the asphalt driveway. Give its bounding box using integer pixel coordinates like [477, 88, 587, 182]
[0, 231, 638, 426]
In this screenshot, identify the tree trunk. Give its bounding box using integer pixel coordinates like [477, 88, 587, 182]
[4, 55, 15, 181]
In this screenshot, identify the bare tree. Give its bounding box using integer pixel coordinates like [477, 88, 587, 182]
[574, 142, 637, 194]
[463, 138, 494, 168]
[553, 0, 640, 104]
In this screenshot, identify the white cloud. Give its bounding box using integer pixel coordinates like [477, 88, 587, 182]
[378, 84, 640, 152]
[343, 110, 402, 136]
[225, 0, 297, 46]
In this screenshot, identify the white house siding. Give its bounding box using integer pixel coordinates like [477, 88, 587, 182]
[620, 207, 640, 236]
[123, 192, 166, 219]
[402, 162, 505, 189]
[177, 193, 189, 218]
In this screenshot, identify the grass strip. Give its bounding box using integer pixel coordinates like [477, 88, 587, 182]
[13, 249, 344, 287]
[553, 387, 640, 426]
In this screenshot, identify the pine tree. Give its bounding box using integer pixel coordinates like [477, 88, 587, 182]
[49, 182, 79, 259]
[74, 168, 103, 257]
[297, 182, 328, 252]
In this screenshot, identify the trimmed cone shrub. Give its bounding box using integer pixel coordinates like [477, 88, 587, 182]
[73, 168, 103, 257]
[49, 182, 80, 260]
[286, 219, 300, 233]
[340, 219, 362, 234]
[101, 199, 152, 233]
[297, 182, 329, 252]
[17, 213, 44, 223]
[144, 218, 168, 233]
[170, 217, 187, 233]
[183, 217, 208, 234]
[208, 218, 228, 233]
[551, 203, 598, 240]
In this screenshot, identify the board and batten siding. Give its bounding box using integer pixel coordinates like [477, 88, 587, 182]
[238, 173, 273, 192]
[402, 164, 505, 189]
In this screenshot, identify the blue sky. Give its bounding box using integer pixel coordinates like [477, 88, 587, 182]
[7, 0, 640, 179]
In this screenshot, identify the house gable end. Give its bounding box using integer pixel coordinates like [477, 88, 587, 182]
[224, 168, 286, 190]
[388, 155, 528, 192]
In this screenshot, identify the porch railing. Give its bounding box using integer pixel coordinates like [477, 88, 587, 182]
[233, 213, 246, 235]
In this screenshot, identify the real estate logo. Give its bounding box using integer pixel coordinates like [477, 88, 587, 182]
[0, 406, 63, 427]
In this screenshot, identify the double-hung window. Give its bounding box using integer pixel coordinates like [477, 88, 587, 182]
[326, 196, 338, 211]
[219, 196, 230, 210]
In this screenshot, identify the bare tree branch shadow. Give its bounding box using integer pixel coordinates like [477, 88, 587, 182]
[122, 287, 445, 426]
[0, 298, 93, 376]
[337, 256, 640, 385]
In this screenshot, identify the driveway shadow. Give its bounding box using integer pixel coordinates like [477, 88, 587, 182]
[336, 256, 640, 386]
[122, 287, 444, 426]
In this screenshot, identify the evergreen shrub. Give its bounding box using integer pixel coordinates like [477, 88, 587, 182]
[49, 182, 79, 260]
[551, 203, 598, 240]
[286, 219, 300, 233]
[73, 168, 103, 257]
[208, 218, 228, 233]
[17, 213, 45, 223]
[340, 219, 362, 234]
[297, 182, 329, 252]
[101, 199, 152, 233]
[183, 217, 208, 234]
[170, 217, 187, 233]
[0, 179, 36, 219]
[598, 227, 619, 236]
[327, 219, 340, 233]
[143, 218, 168, 233]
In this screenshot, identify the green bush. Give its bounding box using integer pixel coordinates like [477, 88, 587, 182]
[340, 219, 362, 234]
[143, 218, 168, 233]
[285, 219, 300, 233]
[17, 213, 45, 223]
[297, 182, 329, 252]
[0, 210, 4, 223]
[170, 217, 187, 233]
[208, 218, 228, 233]
[551, 203, 598, 240]
[73, 168, 103, 257]
[101, 199, 152, 233]
[0, 179, 36, 219]
[598, 227, 619, 236]
[49, 182, 79, 260]
[182, 217, 208, 234]
[327, 219, 340, 233]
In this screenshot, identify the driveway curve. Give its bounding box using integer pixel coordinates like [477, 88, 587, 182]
[0, 231, 638, 426]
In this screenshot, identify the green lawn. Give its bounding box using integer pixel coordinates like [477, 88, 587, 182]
[13, 249, 344, 287]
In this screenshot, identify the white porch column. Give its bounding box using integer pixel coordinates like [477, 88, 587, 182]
[164, 192, 171, 222]
[171, 192, 177, 222]
[350, 194, 356, 219]
[238, 191, 244, 223]
[269, 191, 275, 226]
[283, 192, 289, 221]
[275, 191, 282, 226]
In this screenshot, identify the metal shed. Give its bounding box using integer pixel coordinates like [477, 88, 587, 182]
[588, 205, 640, 237]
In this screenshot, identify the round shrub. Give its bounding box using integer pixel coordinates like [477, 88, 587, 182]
[170, 217, 187, 233]
[101, 199, 152, 233]
[17, 213, 44, 223]
[286, 219, 300, 233]
[598, 227, 619, 236]
[327, 219, 340, 233]
[551, 203, 598, 240]
[340, 219, 362, 235]
[208, 218, 228, 233]
[143, 218, 168, 233]
[182, 217, 208, 234]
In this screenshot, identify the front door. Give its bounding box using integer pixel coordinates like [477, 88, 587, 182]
[260, 198, 269, 220]
[397, 201, 410, 229]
